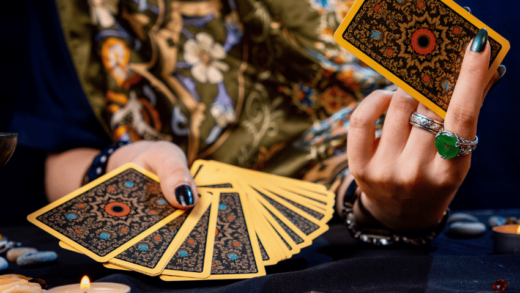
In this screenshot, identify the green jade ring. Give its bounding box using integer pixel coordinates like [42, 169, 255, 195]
[435, 130, 478, 159]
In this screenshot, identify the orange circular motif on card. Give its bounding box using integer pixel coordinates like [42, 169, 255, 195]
[75, 229, 83, 234]
[105, 202, 131, 217]
[212, 264, 217, 267]
[154, 235, 161, 240]
[150, 210, 156, 215]
[227, 216, 234, 221]
[418, 2, 424, 8]
[108, 187, 115, 192]
[187, 239, 195, 244]
[375, 4, 381, 13]
[454, 28, 460, 34]
[411, 29, 437, 55]
[387, 49, 393, 56]
[233, 241, 240, 246]
[423, 75, 430, 82]
[121, 228, 128, 232]
[215, 228, 219, 237]
[78, 204, 85, 209]
[149, 186, 156, 191]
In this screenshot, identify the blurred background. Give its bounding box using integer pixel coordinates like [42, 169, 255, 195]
[0, 0, 518, 224]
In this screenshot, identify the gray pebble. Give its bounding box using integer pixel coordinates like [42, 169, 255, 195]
[447, 213, 479, 225]
[488, 216, 507, 227]
[16, 251, 57, 267]
[447, 222, 486, 238]
[0, 257, 7, 271]
[6, 247, 38, 262]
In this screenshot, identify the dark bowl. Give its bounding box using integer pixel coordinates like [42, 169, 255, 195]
[0, 133, 18, 169]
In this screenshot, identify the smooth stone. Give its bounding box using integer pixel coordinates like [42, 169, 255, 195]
[447, 213, 479, 225]
[447, 222, 486, 238]
[0, 257, 7, 271]
[16, 251, 57, 267]
[488, 216, 507, 227]
[7, 247, 38, 262]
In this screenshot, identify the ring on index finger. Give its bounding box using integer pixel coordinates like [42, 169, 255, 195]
[409, 112, 444, 134]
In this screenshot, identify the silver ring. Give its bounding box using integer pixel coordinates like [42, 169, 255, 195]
[409, 112, 444, 134]
[435, 130, 478, 159]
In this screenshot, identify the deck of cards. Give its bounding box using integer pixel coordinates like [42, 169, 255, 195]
[28, 160, 334, 280]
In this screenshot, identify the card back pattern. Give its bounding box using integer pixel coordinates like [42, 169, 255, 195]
[342, 0, 501, 111]
[166, 207, 211, 273]
[211, 192, 258, 275]
[114, 211, 190, 268]
[36, 169, 176, 257]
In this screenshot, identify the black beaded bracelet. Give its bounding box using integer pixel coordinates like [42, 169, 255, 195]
[341, 179, 450, 246]
[82, 140, 132, 185]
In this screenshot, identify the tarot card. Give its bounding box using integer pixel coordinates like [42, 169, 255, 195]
[246, 195, 301, 255]
[250, 208, 288, 263]
[206, 189, 266, 279]
[104, 263, 131, 271]
[248, 186, 329, 241]
[259, 187, 332, 224]
[107, 191, 214, 276]
[28, 163, 184, 262]
[161, 190, 219, 278]
[334, 0, 510, 118]
[59, 241, 81, 253]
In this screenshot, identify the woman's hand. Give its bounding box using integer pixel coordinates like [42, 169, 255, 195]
[106, 141, 198, 209]
[343, 29, 503, 230]
[45, 140, 198, 208]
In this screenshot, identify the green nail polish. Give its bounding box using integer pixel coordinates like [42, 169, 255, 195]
[471, 28, 488, 53]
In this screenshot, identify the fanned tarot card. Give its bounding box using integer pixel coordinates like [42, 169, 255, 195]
[334, 0, 510, 118]
[28, 163, 184, 262]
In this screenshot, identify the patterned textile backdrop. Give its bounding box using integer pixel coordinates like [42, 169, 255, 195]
[55, 0, 389, 184]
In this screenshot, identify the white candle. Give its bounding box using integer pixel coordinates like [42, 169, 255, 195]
[46, 276, 130, 293]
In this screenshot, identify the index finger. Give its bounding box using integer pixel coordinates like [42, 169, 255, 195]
[443, 29, 491, 141]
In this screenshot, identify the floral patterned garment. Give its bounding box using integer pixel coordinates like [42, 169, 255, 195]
[55, 0, 389, 185]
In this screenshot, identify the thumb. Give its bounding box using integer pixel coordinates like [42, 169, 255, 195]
[133, 142, 198, 209]
[156, 158, 198, 209]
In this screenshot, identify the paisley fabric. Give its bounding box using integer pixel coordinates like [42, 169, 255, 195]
[55, 0, 389, 182]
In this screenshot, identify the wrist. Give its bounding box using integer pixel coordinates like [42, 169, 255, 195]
[359, 192, 451, 231]
[83, 140, 131, 185]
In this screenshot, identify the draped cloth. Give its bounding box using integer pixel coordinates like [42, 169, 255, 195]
[55, 0, 389, 185]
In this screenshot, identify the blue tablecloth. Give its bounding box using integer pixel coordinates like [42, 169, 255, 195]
[2, 209, 519, 292]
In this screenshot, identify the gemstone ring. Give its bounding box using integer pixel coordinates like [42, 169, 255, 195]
[435, 130, 478, 159]
[409, 112, 444, 134]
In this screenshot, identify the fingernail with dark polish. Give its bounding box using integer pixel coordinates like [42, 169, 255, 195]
[463, 6, 472, 14]
[490, 65, 507, 91]
[471, 28, 488, 53]
[175, 184, 195, 206]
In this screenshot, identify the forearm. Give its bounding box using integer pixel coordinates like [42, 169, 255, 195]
[44, 148, 99, 202]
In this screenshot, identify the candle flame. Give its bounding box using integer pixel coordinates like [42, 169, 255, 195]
[517, 226, 520, 234]
[80, 276, 90, 288]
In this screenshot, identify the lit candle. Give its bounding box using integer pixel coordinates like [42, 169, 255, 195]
[46, 276, 131, 293]
[493, 224, 520, 255]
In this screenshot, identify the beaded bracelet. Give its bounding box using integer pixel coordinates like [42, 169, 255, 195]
[82, 140, 132, 185]
[341, 179, 450, 246]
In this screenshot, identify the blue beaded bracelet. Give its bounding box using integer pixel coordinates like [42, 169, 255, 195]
[82, 140, 132, 185]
